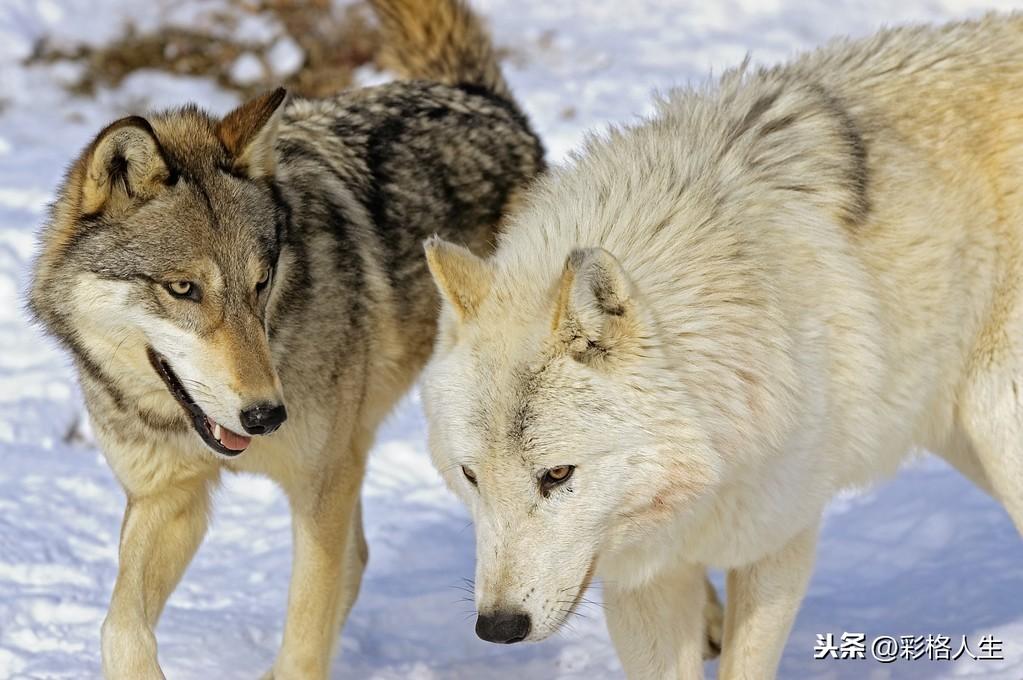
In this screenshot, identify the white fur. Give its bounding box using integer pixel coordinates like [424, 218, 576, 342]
[423, 14, 1023, 679]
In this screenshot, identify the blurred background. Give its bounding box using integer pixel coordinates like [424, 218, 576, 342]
[1, 1, 1022, 678]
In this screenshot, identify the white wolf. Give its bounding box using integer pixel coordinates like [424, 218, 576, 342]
[420, 13, 1023, 679]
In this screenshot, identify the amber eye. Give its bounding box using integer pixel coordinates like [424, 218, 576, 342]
[540, 465, 575, 494]
[165, 281, 199, 301]
[461, 465, 478, 487]
[256, 267, 272, 292]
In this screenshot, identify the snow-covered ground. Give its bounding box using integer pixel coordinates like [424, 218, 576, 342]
[1, 0, 1022, 678]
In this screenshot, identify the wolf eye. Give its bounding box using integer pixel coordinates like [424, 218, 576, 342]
[255, 267, 272, 293]
[540, 465, 575, 494]
[461, 465, 478, 487]
[165, 281, 199, 301]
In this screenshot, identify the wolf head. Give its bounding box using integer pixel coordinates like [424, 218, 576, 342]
[29, 89, 291, 456]
[422, 237, 723, 642]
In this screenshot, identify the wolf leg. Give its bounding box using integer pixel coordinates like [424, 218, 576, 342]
[339, 498, 369, 624]
[718, 525, 816, 680]
[269, 433, 369, 680]
[958, 364, 1023, 534]
[604, 562, 710, 679]
[101, 473, 217, 680]
[703, 575, 724, 660]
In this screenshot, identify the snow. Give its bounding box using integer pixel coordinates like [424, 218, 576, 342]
[268, 38, 304, 80]
[1, 0, 1021, 678]
[231, 53, 267, 86]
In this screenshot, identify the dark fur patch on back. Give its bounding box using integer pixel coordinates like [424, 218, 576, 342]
[351, 81, 544, 323]
[456, 82, 546, 170]
[722, 91, 781, 155]
[757, 113, 799, 139]
[736, 79, 871, 229]
[808, 83, 871, 227]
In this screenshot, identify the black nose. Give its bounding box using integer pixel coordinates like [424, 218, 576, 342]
[239, 402, 287, 435]
[475, 611, 530, 644]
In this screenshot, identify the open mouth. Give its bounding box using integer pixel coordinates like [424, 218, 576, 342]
[146, 347, 252, 457]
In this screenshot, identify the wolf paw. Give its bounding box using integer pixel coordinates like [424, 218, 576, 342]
[703, 577, 724, 660]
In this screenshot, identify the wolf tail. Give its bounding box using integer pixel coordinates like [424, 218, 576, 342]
[367, 0, 512, 101]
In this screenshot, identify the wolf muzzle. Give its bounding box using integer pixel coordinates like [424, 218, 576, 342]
[146, 347, 285, 457]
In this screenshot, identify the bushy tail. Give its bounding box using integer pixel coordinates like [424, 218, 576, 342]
[367, 0, 511, 101]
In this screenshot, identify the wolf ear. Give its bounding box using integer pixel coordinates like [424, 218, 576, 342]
[424, 235, 494, 320]
[553, 247, 639, 362]
[217, 87, 287, 179]
[81, 116, 171, 216]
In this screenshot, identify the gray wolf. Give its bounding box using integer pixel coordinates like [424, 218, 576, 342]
[27, 0, 543, 676]
[420, 13, 1023, 679]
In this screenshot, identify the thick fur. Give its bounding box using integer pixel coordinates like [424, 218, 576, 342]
[27, 1, 543, 678]
[422, 13, 1023, 679]
[370, 0, 512, 102]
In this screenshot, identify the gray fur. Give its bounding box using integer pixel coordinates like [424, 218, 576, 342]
[25, 1, 544, 677]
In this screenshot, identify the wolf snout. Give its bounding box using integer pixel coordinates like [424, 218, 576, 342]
[239, 401, 288, 435]
[475, 610, 530, 644]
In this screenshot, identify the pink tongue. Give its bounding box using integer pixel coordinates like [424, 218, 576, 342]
[219, 425, 251, 451]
